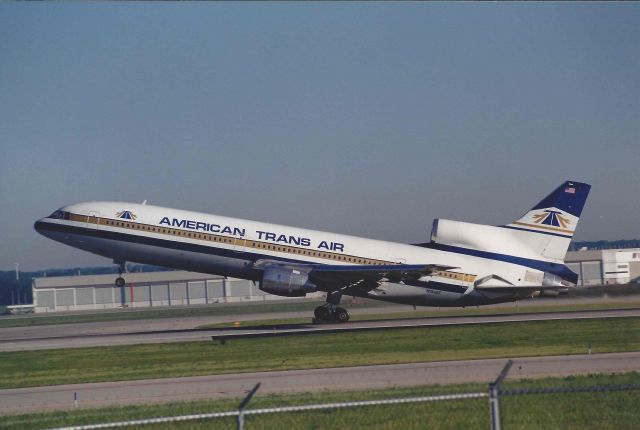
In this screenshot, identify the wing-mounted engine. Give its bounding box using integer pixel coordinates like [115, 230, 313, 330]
[431, 219, 550, 262]
[259, 264, 318, 297]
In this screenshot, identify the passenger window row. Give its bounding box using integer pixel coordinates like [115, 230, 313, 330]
[433, 270, 475, 283]
[92, 216, 391, 266]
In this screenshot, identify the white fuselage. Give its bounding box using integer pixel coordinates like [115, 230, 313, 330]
[34, 202, 558, 307]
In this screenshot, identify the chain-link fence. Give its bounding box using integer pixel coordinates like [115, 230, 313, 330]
[46, 362, 640, 430]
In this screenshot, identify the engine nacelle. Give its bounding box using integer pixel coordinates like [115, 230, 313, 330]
[259, 266, 317, 297]
[430, 218, 553, 262]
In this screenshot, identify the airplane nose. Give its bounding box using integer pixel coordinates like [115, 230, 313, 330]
[34, 219, 45, 233]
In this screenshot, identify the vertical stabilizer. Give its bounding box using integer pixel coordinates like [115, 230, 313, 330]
[504, 181, 591, 261]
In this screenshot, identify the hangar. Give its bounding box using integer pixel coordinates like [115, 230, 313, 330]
[31, 271, 323, 313]
[565, 248, 640, 286]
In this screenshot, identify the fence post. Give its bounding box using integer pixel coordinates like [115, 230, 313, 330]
[489, 360, 512, 430]
[489, 383, 500, 430]
[237, 383, 261, 430]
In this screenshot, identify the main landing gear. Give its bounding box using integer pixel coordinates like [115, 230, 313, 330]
[312, 291, 350, 324]
[313, 305, 350, 323]
[114, 260, 126, 287]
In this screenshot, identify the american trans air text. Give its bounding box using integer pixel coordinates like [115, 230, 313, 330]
[159, 216, 345, 252]
[159, 216, 246, 237]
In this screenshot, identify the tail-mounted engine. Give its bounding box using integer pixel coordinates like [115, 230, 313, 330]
[259, 265, 318, 297]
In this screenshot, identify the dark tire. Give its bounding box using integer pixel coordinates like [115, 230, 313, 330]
[313, 306, 331, 320]
[336, 307, 350, 323]
[314, 306, 331, 321]
[115, 277, 125, 287]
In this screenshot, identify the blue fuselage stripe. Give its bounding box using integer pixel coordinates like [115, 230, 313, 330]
[499, 225, 573, 239]
[413, 242, 578, 284]
[35, 221, 313, 276]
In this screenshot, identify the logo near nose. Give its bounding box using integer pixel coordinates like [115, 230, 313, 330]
[116, 211, 137, 220]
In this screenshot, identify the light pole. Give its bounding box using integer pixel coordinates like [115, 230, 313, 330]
[14, 263, 20, 305]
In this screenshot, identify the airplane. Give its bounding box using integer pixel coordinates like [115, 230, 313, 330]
[34, 181, 590, 323]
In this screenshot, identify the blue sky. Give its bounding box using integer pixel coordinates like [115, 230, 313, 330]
[1, 3, 638, 270]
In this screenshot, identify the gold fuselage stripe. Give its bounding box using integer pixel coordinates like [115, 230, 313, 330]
[511, 221, 573, 234]
[69, 213, 476, 282]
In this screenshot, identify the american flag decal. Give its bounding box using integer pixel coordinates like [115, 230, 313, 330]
[564, 187, 575, 194]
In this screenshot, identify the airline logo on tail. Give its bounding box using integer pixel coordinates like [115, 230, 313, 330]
[510, 207, 576, 236]
[505, 180, 590, 239]
[532, 210, 571, 228]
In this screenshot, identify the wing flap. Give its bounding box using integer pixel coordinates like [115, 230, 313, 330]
[309, 263, 456, 288]
[474, 285, 570, 294]
[251, 260, 457, 292]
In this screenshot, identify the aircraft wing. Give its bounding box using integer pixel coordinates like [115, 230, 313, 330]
[474, 285, 568, 290]
[308, 263, 455, 291]
[474, 284, 571, 298]
[475, 285, 571, 293]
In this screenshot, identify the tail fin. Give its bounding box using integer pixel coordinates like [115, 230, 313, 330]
[508, 181, 591, 238]
[504, 180, 591, 260]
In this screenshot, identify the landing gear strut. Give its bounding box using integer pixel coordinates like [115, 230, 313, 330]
[313, 291, 350, 323]
[114, 260, 126, 287]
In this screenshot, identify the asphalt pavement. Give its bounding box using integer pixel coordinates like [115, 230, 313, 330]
[1, 307, 638, 351]
[1, 351, 638, 415]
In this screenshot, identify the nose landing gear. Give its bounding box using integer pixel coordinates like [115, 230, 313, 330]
[114, 260, 126, 287]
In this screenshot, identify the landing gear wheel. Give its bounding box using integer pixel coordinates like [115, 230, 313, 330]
[335, 307, 350, 322]
[314, 306, 331, 321]
[114, 260, 127, 287]
[313, 305, 350, 323]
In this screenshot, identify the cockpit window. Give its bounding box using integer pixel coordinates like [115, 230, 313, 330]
[48, 210, 70, 220]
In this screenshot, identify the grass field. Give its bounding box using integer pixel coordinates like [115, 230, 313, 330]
[198, 300, 640, 329]
[2, 372, 639, 430]
[1, 317, 638, 389]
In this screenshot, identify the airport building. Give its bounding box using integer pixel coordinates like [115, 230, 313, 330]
[28, 248, 639, 313]
[565, 248, 640, 286]
[31, 271, 323, 313]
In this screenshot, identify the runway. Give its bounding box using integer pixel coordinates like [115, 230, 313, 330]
[1, 307, 638, 351]
[1, 351, 638, 415]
